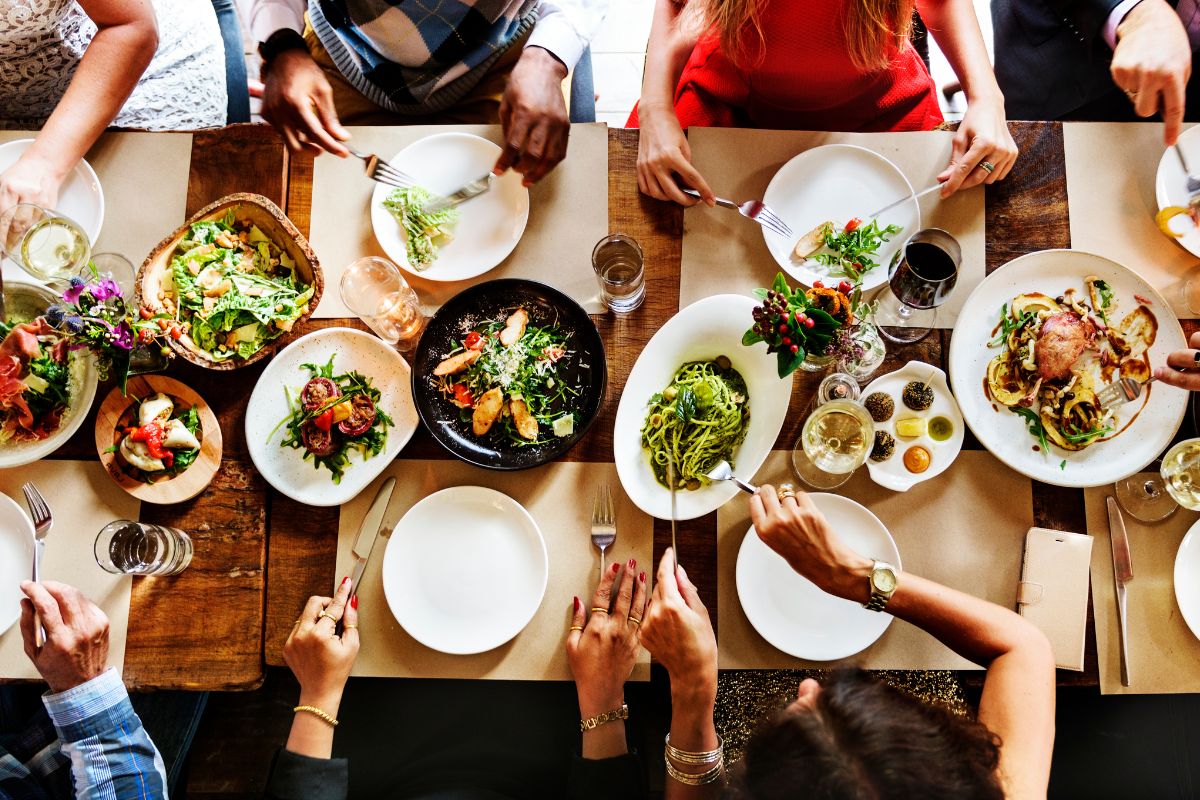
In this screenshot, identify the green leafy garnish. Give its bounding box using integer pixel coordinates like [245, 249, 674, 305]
[812, 219, 902, 278]
[1012, 406, 1049, 452]
[988, 302, 1039, 348]
[382, 186, 459, 271]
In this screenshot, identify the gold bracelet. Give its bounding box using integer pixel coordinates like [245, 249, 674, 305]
[293, 705, 339, 727]
[579, 703, 629, 732]
[665, 732, 724, 765]
[664, 754, 725, 786]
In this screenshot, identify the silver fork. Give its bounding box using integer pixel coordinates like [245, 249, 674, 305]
[1175, 144, 1200, 198]
[1097, 376, 1155, 413]
[590, 485, 616, 580]
[22, 482, 52, 647]
[348, 147, 414, 189]
[682, 188, 793, 238]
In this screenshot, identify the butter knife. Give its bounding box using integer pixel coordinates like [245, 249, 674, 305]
[349, 477, 396, 600]
[1107, 496, 1134, 687]
[424, 173, 494, 213]
[666, 452, 678, 568]
[866, 183, 942, 220]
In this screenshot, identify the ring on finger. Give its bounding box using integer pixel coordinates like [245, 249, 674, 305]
[979, 161, 995, 174]
[1192, 350, 1200, 364]
[629, 616, 642, 627]
[344, 623, 358, 630]
[569, 625, 584, 632]
[1125, 89, 1138, 100]
[590, 607, 608, 615]
[777, 483, 797, 501]
[317, 610, 338, 624]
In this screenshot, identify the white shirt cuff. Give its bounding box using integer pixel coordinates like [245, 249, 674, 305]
[1104, 0, 1145, 48]
[250, 4, 306, 45]
[527, 16, 587, 72]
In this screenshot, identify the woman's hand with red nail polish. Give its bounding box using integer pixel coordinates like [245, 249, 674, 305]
[284, 574, 360, 716]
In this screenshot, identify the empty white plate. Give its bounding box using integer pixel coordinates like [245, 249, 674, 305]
[370, 132, 530, 282]
[0, 492, 34, 637]
[736, 493, 901, 661]
[761, 144, 919, 292]
[1175, 518, 1200, 643]
[382, 486, 548, 655]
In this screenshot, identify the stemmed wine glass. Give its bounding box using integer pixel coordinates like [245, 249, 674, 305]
[1115, 438, 1200, 522]
[875, 228, 961, 344]
[0, 203, 91, 283]
[791, 388, 875, 489]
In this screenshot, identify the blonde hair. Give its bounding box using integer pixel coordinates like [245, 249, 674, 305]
[687, 0, 916, 72]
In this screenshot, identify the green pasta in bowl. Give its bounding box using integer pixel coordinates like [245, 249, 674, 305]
[640, 357, 751, 490]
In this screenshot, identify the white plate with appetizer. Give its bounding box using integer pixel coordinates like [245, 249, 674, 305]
[382, 486, 548, 655]
[95, 376, 222, 505]
[0, 281, 98, 469]
[761, 144, 919, 292]
[245, 328, 419, 506]
[1154, 125, 1200, 257]
[370, 132, 530, 282]
[736, 493, 900, 661]
[614, 294, 792, 520]
[949, 249, 1188, 488]
[1175, 518, 1200, 643]
[0, 139, 103, 265]
[862, 362, 964, 492]
[0, 492, 34, 637]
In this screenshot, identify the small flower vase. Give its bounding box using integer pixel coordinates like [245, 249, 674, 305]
[837, 322, 887, 382]
[799, 351, 835, 373]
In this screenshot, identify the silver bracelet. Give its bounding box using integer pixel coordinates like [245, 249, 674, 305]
[665, 732, 724, 765]
[664, 754, 725, 786]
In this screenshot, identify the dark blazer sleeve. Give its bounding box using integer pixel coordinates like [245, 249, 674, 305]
[265, 748, 349, 800]
[568, 753, 647, 799]
[1042, 0, 1127, 41]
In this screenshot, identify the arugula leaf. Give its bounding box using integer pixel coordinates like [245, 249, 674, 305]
[1012, 406, 1049, 452]
[1062, 426, 1113, 444]
[1059, 460, 1067, 471]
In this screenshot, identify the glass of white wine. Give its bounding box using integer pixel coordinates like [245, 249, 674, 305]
[792, 398, 875, 490]
[0, 203, 91, 283]
[1115, 438, 1200, 522]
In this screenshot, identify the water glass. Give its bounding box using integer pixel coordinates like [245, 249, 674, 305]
[339, 257, 426, 350]
[95, 520, 193, 577]
[592, 233, 645, 313]
[875, 228, 961, 344]
[0, 203, 91, 282]
[82, 252, 137, 301]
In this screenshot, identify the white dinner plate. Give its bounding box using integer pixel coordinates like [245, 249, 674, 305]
[381, 486, 548, 655]
[370, 132, 529, 282]
[761, 144, 919, 292]
[1154, 125, 1200, 257]
[948, 249, 1188, 488]
[736, 493, 900, 660]
[613, 294, 792, 520]
[1175, 518, 1200, 643]
[245, 328, 419, 506]
[862, 361, 965, 492]
[0, 492, 34, 637]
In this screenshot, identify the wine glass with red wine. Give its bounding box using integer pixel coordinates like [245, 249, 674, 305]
[875, 228, 961, 344]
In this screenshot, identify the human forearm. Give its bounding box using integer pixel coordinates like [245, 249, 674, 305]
[663, 684, 722, 800]
[640, 0, 698, 114]
[579, 689, 629, 759]
[917, 0, 1002, 103]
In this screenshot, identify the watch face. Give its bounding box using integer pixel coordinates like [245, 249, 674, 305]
[872, 567, 897, 593]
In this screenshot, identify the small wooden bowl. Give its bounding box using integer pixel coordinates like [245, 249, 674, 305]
[95, 375, 222, 505]
[136, 192, 323, 370]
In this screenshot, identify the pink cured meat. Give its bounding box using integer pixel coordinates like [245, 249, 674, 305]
[1035, 312, 1097, 382]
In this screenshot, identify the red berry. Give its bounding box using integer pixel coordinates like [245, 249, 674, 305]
[837, 280, 852, 294]
[778, 323, 789, 334]
[797, 312, 808, 322]
[812, 280, 824, 288]
[804, 318, 816, 329]
[782, 337, 791, 346]
[790, 344, 799, 354]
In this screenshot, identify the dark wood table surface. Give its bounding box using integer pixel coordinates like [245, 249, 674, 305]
[46, 120, 1193, 691]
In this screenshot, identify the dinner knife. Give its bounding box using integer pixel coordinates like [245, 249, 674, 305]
[866, 183, 942, 220]
[349, 477, 396, 600]
[666, 453, 678, 568]
[424, 173, 494, 213]
[1106, 496, 1134, 687]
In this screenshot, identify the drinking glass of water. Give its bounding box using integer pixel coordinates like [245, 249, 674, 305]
[339, 256, 426, 351]
[0, 203, 91, 282]
[94, 520, 193, 577]
[875, 228, 961, 344]
[592, 233, 645, 313]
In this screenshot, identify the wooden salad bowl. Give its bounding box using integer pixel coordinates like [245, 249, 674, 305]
[95, 375, 223, 505]
[136, 192, 323, 370]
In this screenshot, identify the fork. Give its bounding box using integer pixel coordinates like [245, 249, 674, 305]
[1175, 144, 1200, 199]
[348, 147, 414, 190]
[590, 485, 616, 580]
[1096, 376, 1155, 413]
[22, 482, 52, 647]
[682, 188, 793, 238]
[706, 460, 759, 495]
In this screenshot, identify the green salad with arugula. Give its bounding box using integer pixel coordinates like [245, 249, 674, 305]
[167, 211, 313, 362]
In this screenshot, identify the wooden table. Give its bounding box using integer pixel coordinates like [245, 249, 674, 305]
[55, 121, 1192, 690]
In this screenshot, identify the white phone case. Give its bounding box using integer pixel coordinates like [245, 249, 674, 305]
[1017, 527, 1093, 672]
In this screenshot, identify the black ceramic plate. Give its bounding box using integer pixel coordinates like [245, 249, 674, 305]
[411, 279, 606, 470]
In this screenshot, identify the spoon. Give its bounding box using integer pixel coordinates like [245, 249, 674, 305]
[706, 460, 759, 495]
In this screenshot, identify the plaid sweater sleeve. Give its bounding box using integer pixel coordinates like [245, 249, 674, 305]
[41, 668, 169, 800]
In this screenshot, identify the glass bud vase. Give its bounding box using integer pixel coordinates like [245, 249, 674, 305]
[799, 351, 834, 373]
[838, 322, 887, 382]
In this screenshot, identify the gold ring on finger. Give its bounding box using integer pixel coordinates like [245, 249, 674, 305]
[590, 607, 608, 615]
[776, 483, 797, 501]
[979, 161, 995, 174]
[1125, 89, 1138, 100]
[569, 625, 584, 632]
[317, 610, 338, 624]
[344, 623, 358, 630]
[629, 616, 642, 626]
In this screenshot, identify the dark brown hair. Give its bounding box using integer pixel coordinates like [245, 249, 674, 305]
[727, 670, 1004, 800]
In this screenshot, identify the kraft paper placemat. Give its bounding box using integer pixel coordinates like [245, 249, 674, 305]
[336, 460, 652, 681]
[718, 450, 1032, 670]
[1084, 487, 1200, 694]
[308, 123, 608, 318]
[1064, 122, 1198, 319]
[680, 128, 985, 326]
[0, 461, 139, 680]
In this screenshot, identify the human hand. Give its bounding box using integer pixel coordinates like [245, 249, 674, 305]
[1112, 0, 1192, 146]
[19, 581, 109, 693]
[494, 47, 570, 186]
[936, 95, 1018, 197]
[0, 152, 65, 213]
[284, 576, 360, 712]
[1155, 330, 1200, 390]
[639, 548, 717, 704]
[635, 104, 714, 206]
[567, 558, 647, 717]
[261, 50, 350, 157]
[749, 485, 873, 602]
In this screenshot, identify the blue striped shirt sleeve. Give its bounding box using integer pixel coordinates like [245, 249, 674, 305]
[41, 668, 169, 800]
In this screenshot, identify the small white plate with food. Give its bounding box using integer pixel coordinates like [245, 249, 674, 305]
[370, 132, 530, 282]
[1175, 518, 1200, 643]
[382, 486, 548, 655]
[949, 249, 1188, 488]
[0, 491, 34, 637]
[861, 362, 965, 492]
[1154, 125, 1200, 258]
[245, 328, 419, 506]
[614, 294, 792, 520]
[762, 144, 919, 292]
[736, 493, 900, 661]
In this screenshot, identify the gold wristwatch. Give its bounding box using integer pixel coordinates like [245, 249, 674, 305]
[864, 561, 898, 611]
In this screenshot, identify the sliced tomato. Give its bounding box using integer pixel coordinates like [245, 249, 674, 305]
[313, 408, 334, 432]
[452, 383, 475, 407]
[844, 218, 862, 232]
[464, 331, 484, 351]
